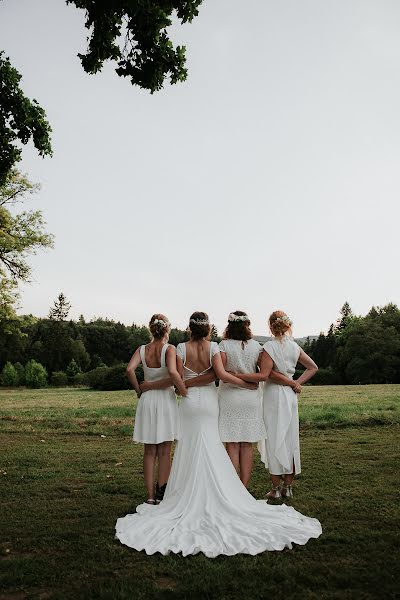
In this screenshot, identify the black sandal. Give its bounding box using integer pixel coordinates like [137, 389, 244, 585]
[155, 482, 167, 504]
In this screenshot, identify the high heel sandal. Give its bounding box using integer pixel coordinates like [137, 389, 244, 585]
[281, 482, 294, 499]
[146, 498, 156, 505]
[266, 484, 281, 499]
[155, 482, 167, 504]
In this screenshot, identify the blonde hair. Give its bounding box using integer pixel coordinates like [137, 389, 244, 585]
[269, 310, 293, 337]
[149, 314, 171, 340]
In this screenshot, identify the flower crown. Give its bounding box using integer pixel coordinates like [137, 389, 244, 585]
[274, 315, 292, 326]
[189, 318, 210, 326]
[228, 313, 250, 322]
[153, 319, 170, 327]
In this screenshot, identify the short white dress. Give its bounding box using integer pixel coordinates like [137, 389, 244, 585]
[218, 339, 267, 443]
[260, 337, 301, 475]
[133, 343, 179, 444]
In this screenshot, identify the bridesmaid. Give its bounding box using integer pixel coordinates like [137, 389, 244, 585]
[222, 311, 298, 486]
[218, 311, 267, 486]
[261, 311, 318, 499]
[126, 314, 187, 505]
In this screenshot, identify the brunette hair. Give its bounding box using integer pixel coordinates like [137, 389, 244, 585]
[224, 310, 252, 341]
[149, 313, 171, 340]
[269, 310, 293, 337]
[188, 311, 211, 341]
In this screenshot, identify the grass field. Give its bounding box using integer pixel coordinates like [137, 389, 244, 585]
[1, 385, 399, 600]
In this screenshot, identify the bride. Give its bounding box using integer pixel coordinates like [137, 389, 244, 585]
[115, 312, 322, 557]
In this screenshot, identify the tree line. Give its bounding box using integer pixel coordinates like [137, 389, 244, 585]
[1, 297, 399, 388]
[0, 293, 195, 389]
[302, 302, 400, 385]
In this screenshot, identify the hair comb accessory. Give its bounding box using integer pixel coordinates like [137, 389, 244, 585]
[189, 318, 209, 325]
[153, 319, 170, 327]
[274, 315, 292, 326]
[228, 313, 250, 322]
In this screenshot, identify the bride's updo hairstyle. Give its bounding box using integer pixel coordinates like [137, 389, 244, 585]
[269, 310, 293, 338]
[224, 310, 252, 342]
[149, 314, 171, 340]
[188, 311, 211, 340]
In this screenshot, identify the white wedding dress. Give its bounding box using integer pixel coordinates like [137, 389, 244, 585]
[115, 342, 322, 557]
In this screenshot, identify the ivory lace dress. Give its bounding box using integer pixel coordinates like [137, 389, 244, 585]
[218, 339, 267, 442]
[116, 341, 322, 557]
[132, 344, 179, 444]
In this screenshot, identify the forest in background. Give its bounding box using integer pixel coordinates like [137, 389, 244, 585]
[1, 296, 399, 389]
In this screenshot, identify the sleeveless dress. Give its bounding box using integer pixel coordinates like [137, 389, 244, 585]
[259, 337, 302, 475]
[132, 343, 179, 444]
[115, 341, 322, 557]
[218, 339, 267, 442]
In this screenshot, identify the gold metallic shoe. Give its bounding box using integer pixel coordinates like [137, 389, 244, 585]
[281, 483, 294, 499]
[266, 485, 282, 499]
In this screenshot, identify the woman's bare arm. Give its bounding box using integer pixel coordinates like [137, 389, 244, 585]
[126, 348, 142, 397]
[166, 346, 187, 397]
[295, 350, 318, 385]
[212, 353, 257, 389]
[185, 370, 217, 387]
[234, 352, 298, 388]
[176, 354, 216, 388]
[140, 377, 172, 392]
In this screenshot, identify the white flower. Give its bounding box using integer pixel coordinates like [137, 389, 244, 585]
[275, 315, 292, 326]
[189, 318, 210, 325]
[228, 313, 250, 322]
[153, 319, 170, 327]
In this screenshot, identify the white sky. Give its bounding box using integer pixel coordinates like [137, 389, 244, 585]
[1, 0, 399, 337]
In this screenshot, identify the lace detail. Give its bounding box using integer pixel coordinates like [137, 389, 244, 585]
[218, 339, 266, 443]
[218, 339, 261, 375]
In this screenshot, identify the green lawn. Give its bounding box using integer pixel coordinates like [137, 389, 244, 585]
[0, 386, 399, 599]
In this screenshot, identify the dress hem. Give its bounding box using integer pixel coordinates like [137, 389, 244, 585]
[133, 437, 178, 444]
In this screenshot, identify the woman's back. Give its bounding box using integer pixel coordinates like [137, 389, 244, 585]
[263, 337, 301, 377]
[140, 343, 170, 382]
[177, 340, 216, 376]
[219, 338, 261, 374]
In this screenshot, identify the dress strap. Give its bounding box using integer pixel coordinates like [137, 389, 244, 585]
[160, 343, 170, 367]
[139, 345, 147, 368]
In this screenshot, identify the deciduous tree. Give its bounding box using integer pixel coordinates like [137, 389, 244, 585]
[66, 0, 203, 93]
[0, 53, 52, 186]
[0, 170, 54, 284]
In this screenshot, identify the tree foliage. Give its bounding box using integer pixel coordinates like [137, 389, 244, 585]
[0, 52, 52, 186]
[25, 359, 48, 388]
[0, 170, 54, 283]
[1, 361, 19, 386]
[66, 0, 203, 93]
[1, 301, 399, 387]
[49, 292, 72, 321]
[303, 303, 400, 384]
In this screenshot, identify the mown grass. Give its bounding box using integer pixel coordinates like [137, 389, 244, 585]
[1, 384, 399, 436]
[0, 386, 399, 599]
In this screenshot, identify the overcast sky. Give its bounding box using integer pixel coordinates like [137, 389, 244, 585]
[1, 0, 399, 337]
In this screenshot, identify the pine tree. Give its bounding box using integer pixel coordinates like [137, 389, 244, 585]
[49, 293, 71, 321]
[66, 358, 81, 379]
[336, 302, 353, 332]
